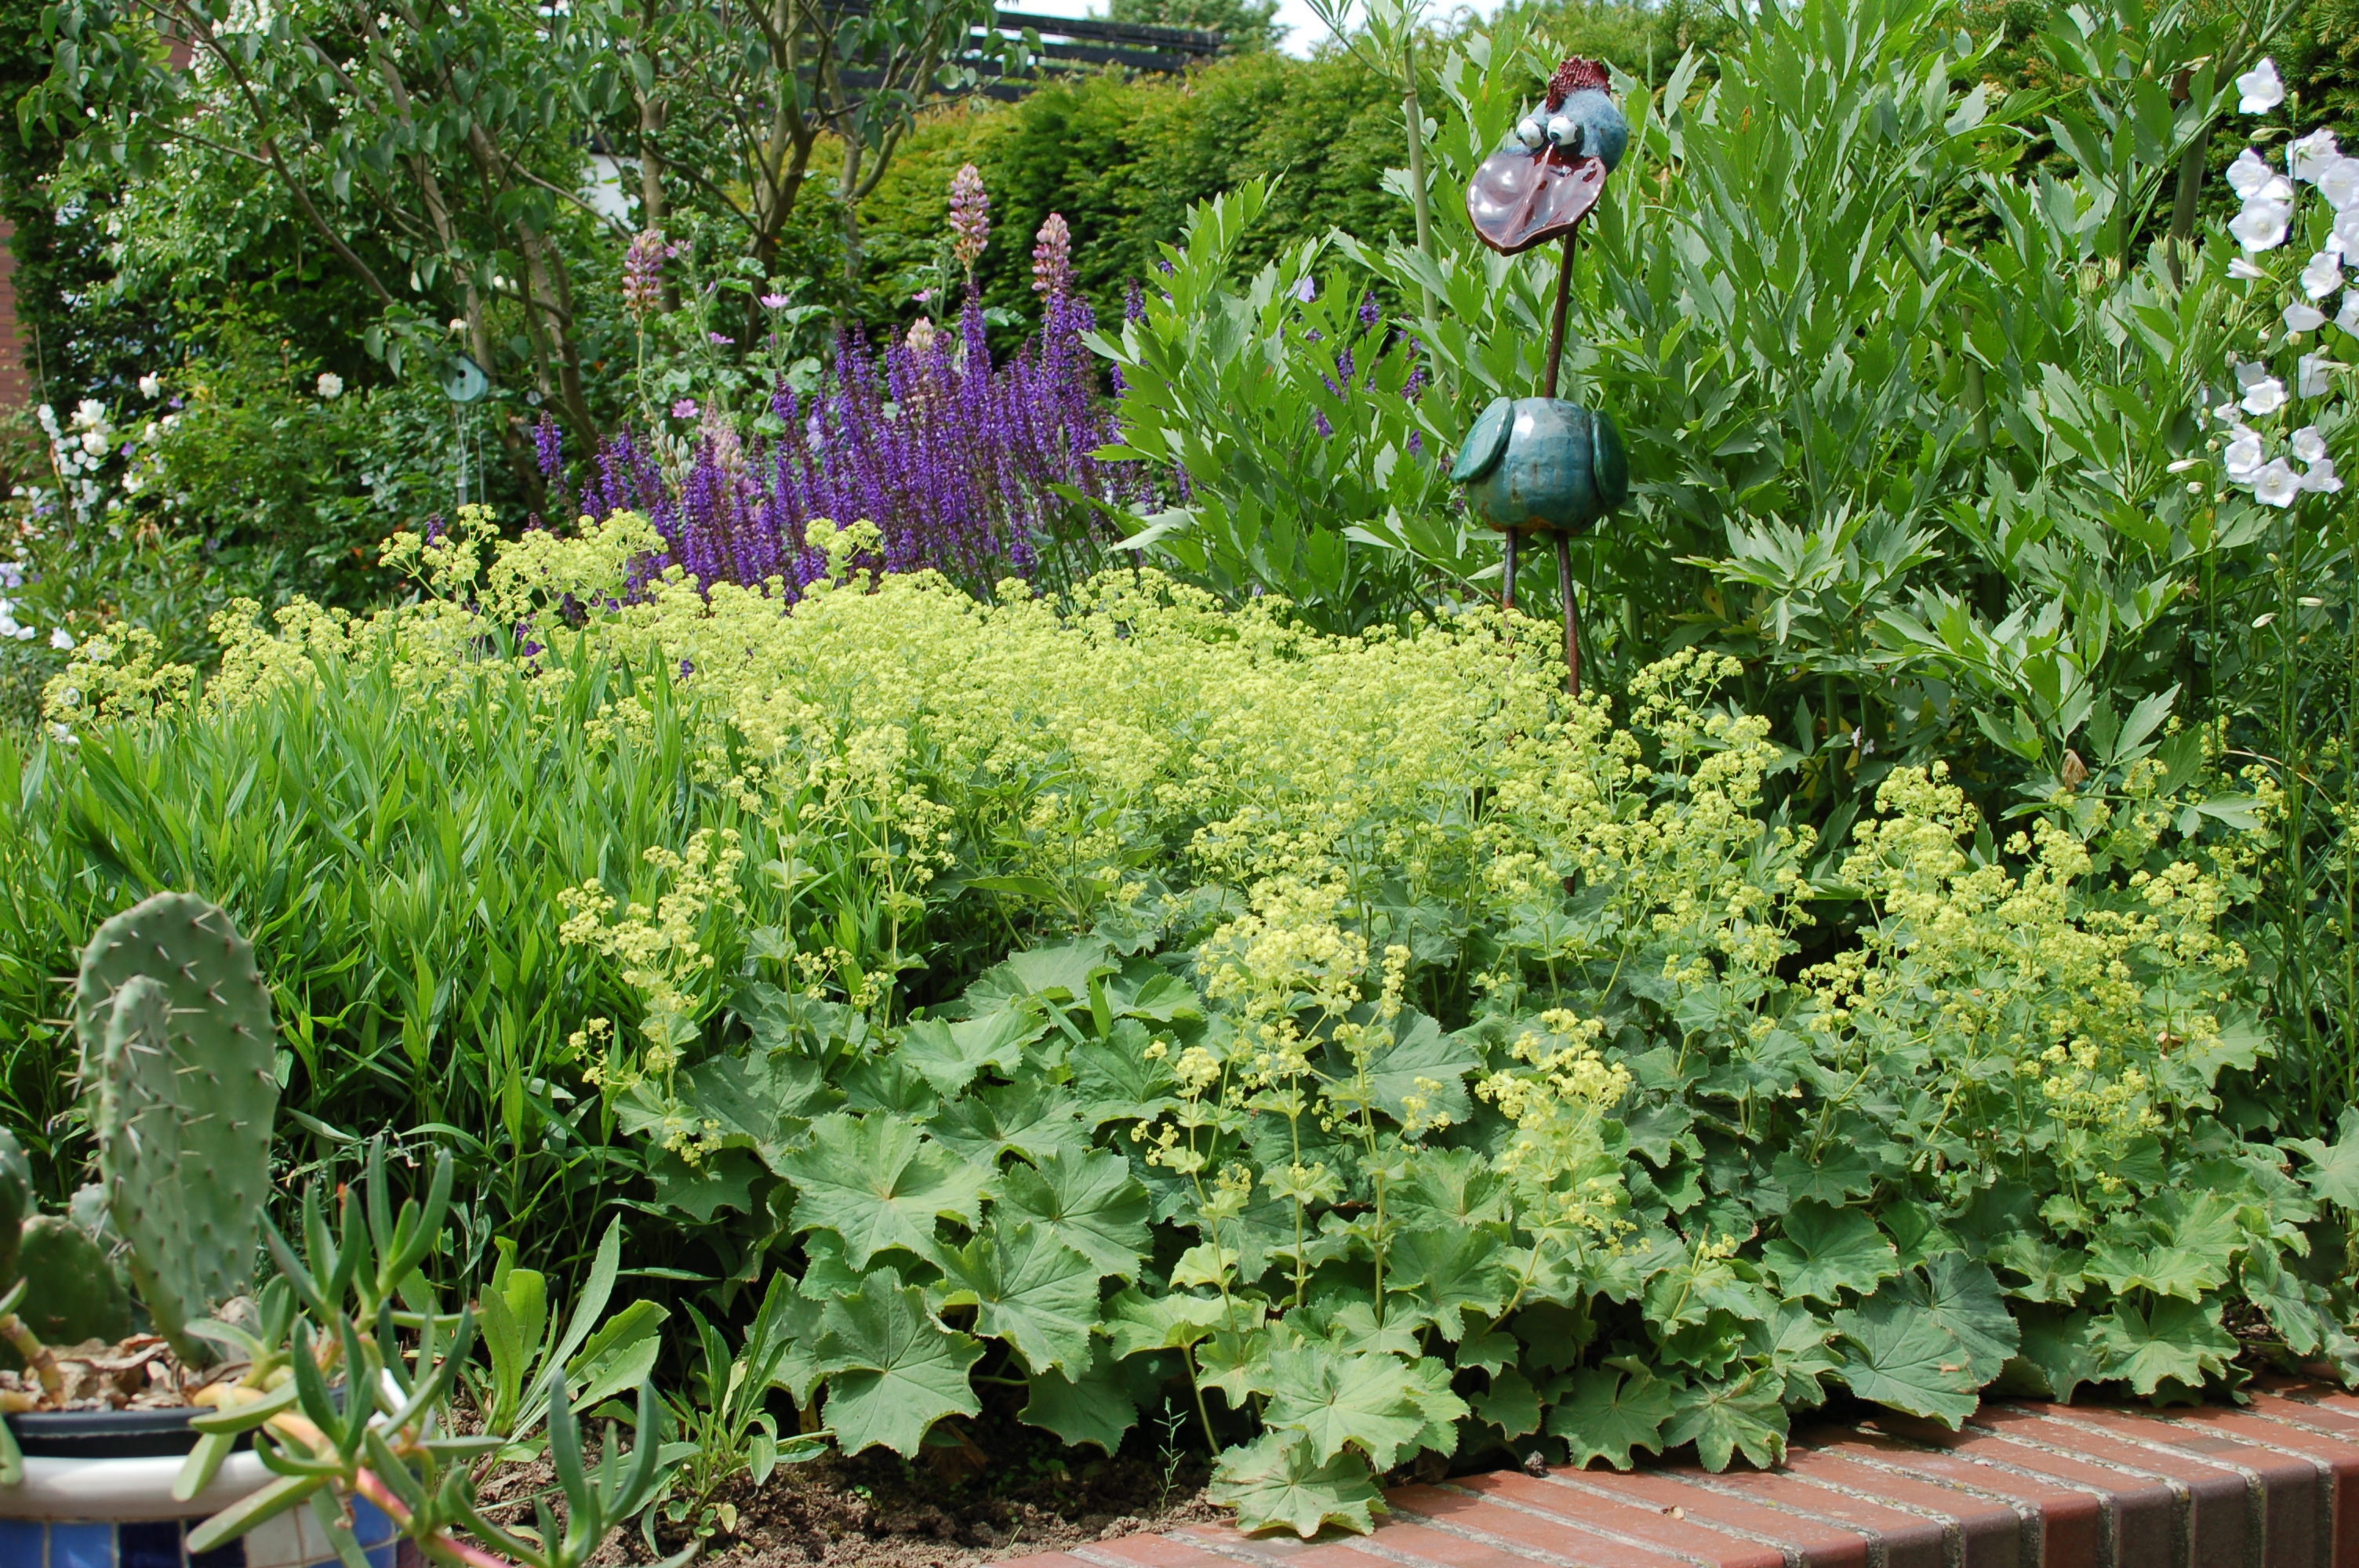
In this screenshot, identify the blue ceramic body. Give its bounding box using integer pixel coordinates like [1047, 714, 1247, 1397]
[1455, 398, 1628, 535]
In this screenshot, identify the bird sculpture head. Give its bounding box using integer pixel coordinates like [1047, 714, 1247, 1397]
[1466, 57, 1630, 256]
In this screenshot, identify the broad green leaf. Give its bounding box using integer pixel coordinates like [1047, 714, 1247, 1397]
[1833, 1298, 1980, 1428]
[840, 1054, 940, 1117]
[992, 1145, 1152, 1281]
[676, 1047, 831, 1170]
[1474, 1368, 1541, 1441]
[1067, 1022, 1180, 1127]
[1402, 1356, 1469, 1455]
[1263, 1342, 1427, 1469]
[1663, 1370, 1788, 1470]
[1103, 1288, 1228, 1358]
[2091, 1298, 2236, 1397]
[777, 1113, 989, 1269]
[2085, 1237, 2223, 1302]
[1290, 1298, 1419, 1360]
[2287, 1109, 2359, 1210]
[1100, 961, 1201, 1023]
[647, 1148, 762, 1222]
[1761, 1202, 1898, 1305]
[1986, 1234, 2087, 1305]
[1022, 1341, 1138, 1454]
[897, 1007, 1048, 1098]
[1322, 1010, 1478, 1126]
[1744, 1300, 1839, 1407]
[2003, 1306, 2103, 1406]
[1770, 1145, 1877, 1206]
[932, 1218, 1101, 1376]
[1457, 1329, 1519, 1378]
[1210, 1431, 1385, 1538]
[967, 941, 1118, 1011]
[814, 1271, 983, 1457]
[1389, 1146, 1512, 1229]
[1546, 1367, 1674, 1469]
[1196, 1327, 1274, 1406]
[1382, 1225, 1514, 1341]
[928, 1080, 1089, 1168]
[1895, 1257, 2021, 1379]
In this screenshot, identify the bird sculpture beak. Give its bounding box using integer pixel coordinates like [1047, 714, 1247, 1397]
[1467, 147, 1608, 256]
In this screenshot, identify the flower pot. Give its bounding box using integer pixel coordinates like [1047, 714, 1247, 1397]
[0, 1410, 402, 1568]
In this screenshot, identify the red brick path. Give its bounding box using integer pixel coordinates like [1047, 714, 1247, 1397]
[1006, 1384, 2359, 1568]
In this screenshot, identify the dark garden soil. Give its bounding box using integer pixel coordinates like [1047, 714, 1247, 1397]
[486, 1403, 1223, 1568]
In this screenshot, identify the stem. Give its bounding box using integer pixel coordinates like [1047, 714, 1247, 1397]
[1557, 533, 1580, 697]
[1502, 531, 1519, 612]
[1401, 31, 1436, 319]
[0, 1316, 60, 1398]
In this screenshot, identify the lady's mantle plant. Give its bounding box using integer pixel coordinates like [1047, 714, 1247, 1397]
[58, 521, 2358, 1536]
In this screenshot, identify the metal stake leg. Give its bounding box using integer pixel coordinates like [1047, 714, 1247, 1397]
[1503, 530, 1519, 612]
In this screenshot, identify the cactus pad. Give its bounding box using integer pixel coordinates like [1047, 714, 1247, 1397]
[76, 894, 278, 1367]
[0, 1130, 29, 1285]
[13, 1215, 133, 1348]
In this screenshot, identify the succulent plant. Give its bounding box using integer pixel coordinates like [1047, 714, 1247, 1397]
[69, 892, 279, 1367]
[11, 1216, 133, 1347]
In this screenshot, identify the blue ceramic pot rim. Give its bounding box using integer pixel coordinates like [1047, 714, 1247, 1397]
[0, 1451, 271, 1523]
[5, 1410, 261, 1462]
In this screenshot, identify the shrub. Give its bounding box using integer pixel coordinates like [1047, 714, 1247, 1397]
[13, 518, 2357, 1532]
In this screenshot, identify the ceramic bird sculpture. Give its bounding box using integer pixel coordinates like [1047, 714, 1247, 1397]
[1452, 56, 1632, 695]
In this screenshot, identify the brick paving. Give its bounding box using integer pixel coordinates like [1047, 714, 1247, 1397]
[1005, 1381, 2359, 1568]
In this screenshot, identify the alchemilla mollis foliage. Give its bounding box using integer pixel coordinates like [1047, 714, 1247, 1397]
[26, 513, 2359, 1535]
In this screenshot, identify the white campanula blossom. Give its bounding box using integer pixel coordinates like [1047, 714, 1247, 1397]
[317, 372, 343, 399]
[2243, 376, 2289, 415]
[2292, 131, 2343, 183]
[2321, 158, 2359, 212]
[2288, 301, 2328, 332]
[2297, 354, 2333, 397]
[2293, 426, 2330, 463]
[2335, 208, 2359, 256]
[2227, 149, 2277, 201]
[48, 628, 71, 651]
[2237, 57, 2284, 114]
[2224, 428, 2266, 483]
[2303, 457, 2344, 492]
[2230, 257, 2269, 281]
[2232, 199, 2292, 252]
[2302, 251, 2346, 298]
[2338, 292, 2359, 336]
[2253, 457, 2300, 506]
[137, 373, 162, 399]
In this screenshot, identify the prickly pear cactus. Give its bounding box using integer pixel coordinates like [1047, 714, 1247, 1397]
[75, 894, 278, 1367]
[0, 1129, 29, 1285]
[13, 1216, 133, 1347]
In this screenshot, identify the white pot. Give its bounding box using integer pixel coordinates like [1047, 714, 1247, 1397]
[0, 1416, 402, 1568]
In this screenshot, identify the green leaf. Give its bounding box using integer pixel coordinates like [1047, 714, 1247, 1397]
[1457, 1329, 1519, 1378]
[1263, 1341, 1427, 1470]
[2091, 1298, 2236, 1398]
[2003, 1306, 2104, 1406]
[928, 1080, 1089, 1168]
[1895, 1256, 2020, 1379]
[1546, 1367, 1674, 1469]
[932, 1218, 1102, 1377]
[992, 1145, 1152, 1282]
[1209, 1431, 1386, 1538]
[2287, 1109, 2359, 1210]
[1381, 1225, 1514, 1340]
[896, 1008, 1049, 1098]
[1833, 1298, 1981, 1428]
[1761, 1202, 1899, 1305]
[1068, 1022, 1180, 1126]
[778, 1113, 989, 1269]
[1390, 1146, 1512, 1229]
[1197, 1327, 1274, 1406]
[1473, 1368, 1541, 1441]
[2085, 1236, 2223, 1303]
[1022, 1341, 1139, 1454]
[1745, 1300, 1839, 1407]
[1103, 1288, 1228, 1358]
[647, 1147, 762, 1222]
[968, 941, 1118, 1011]
[674, 1047, 831, 1170]
[1663, 1370, 1788, 1470]
[1770, 1145, 1877, 1206]
[1324, 1010, 1478, 1126]
[1986, 1234, 2087, 1305]
[814, 1271, 984, 1457]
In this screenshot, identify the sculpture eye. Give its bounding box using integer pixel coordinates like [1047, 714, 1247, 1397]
[1514, 116, 1547, 151]
[1545, 113, 1582, 152]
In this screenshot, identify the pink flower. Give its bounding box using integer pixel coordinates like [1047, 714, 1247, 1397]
[1031, 212, 1073, 298]
[760, 294, 791, 310]
[623, 229, 669, 321]
[949, 164, 990, 277]
[709, 332, 735, 347]
[671, 397, 699, 419]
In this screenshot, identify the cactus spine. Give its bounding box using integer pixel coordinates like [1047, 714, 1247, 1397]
[74, 893, 278, 1367]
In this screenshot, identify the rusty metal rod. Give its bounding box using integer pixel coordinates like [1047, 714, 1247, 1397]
[1502, 529, 1519, 611]
[1542, 234, 1576, 400]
